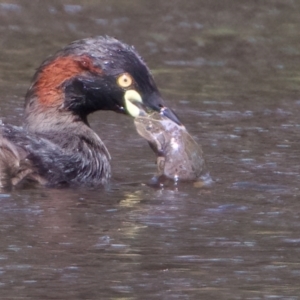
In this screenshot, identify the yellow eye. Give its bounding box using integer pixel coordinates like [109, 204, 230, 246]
[117, 73, 133, 88]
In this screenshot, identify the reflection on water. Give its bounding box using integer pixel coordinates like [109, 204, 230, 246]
[1, 0, 300, 299]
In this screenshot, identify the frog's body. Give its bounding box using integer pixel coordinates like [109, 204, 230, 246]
[134, 112, 205, 181]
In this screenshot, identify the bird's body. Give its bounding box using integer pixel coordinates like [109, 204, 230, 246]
[0, 121, 110, 188]
[0, 36, 179, 189]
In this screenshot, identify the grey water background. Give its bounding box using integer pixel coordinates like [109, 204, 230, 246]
[0, 1, 300, 299]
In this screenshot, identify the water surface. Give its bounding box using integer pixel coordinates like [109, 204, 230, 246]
[0, 1, 300, 299]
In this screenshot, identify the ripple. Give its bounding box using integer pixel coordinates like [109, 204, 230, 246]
[0, 3, 21, 12]
[63, 4, 82, 14]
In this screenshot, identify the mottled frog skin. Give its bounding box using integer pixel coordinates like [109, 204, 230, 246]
[134, 112, 205, 181]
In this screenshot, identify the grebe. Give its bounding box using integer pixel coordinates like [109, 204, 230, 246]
[0, 36, 179, 188]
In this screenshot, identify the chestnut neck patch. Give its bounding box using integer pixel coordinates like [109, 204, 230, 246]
[35, 55, 102, 106]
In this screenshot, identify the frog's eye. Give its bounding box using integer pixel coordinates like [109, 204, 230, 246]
[146, 124, 153, 130]
[117, 73, 133, 88]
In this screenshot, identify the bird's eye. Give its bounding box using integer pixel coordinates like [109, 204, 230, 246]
[117, 73, 133, 88]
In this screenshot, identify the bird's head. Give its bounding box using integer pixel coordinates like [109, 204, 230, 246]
[25, 36, 180, 128]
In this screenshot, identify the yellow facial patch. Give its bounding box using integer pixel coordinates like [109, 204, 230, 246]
[124, 89, 142, 117]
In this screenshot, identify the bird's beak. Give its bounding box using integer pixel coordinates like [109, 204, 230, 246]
[124, 90, 181, 125]
[159, 106, 181, 125]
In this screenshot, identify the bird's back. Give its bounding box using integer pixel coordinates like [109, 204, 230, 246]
[0, 123, 111, 189]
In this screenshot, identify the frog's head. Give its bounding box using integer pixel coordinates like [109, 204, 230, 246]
[134, 113, 168, 156]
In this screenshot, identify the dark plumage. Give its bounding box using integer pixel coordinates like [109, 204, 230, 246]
[0, 36, 179, 189]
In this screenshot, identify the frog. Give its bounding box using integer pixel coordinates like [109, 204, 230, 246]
[134, 112, 206, 182]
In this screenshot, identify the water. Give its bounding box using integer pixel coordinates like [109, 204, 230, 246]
[0, 1, 300, 299]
